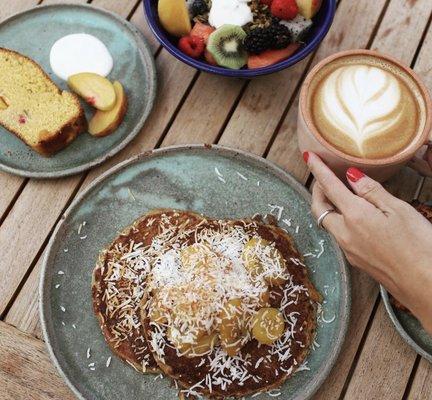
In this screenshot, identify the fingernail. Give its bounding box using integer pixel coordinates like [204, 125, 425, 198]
[303, 151, 309, 163]
[346, 167, 365, 183]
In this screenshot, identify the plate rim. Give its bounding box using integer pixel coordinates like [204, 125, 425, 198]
[39, 144, 351, 400]
[0, 2, 157, 179]
[380, 285, 432, 362]
[380, 199, 432, 363]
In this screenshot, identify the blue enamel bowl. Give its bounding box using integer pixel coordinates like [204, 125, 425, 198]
[143, 0, 336, 77]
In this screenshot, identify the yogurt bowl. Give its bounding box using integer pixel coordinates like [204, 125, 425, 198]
[143, 0, 336, 77]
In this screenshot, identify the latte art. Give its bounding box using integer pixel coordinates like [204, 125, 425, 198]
[310, 59, 423, 159]
[322, 65, 403, 147]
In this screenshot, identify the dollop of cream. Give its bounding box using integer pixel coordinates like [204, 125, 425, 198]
[319, 65, 404, 152]
[50, 33, 113, 81]
[209, 0, 253, 29]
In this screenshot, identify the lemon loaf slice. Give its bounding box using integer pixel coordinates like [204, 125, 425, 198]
[0, 48, 86, 155]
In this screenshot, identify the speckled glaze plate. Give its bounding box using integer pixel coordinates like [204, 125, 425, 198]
[0, 3, 156, 178]
[381, 201, 432, 363]
[40, 145, 350, 400]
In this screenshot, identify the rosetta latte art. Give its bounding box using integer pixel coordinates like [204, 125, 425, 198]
[321, 65, 403, 154]
[311, 59, 422, 159]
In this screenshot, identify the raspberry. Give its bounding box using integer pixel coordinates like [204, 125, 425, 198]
[271, 0, 299, 20]
[178, 35, 205, 59]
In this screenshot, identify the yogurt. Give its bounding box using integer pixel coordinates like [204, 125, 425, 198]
[209, 0, 253, 29]
[50, 33, 113, 81]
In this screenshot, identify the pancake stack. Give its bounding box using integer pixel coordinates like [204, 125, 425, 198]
[92, 209, 321, 398]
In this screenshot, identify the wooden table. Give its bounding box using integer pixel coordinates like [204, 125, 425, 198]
[1, 0, 431, 399]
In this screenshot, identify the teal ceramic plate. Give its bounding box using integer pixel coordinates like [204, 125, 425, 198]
[0, 3, 156, 178]
[380, 201, 432, 363]
[40, 145, 350, 400]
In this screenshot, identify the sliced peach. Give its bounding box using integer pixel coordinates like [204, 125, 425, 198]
[88, 81, 127, 137]
[158, 0, 191, 37]
[68, 72, 116, 111]
[296, 0, 322, 19]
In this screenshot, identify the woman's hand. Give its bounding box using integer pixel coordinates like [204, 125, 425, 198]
[304, 151, 432, 334]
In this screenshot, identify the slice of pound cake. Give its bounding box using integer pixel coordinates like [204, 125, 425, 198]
[0, 48, 86, 155]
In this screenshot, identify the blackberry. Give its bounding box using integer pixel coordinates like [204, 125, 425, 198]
[244, 28, 274, 54]
[191, 0, 208, 17]
[268, 23, 292, 49]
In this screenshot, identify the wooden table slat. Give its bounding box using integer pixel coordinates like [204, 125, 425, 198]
[407, 358, 432, 400]
[0, 321, 75, 400]
[343, 301, 418, 399]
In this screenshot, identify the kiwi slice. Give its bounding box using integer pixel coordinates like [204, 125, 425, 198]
[207, 25, 248, 70]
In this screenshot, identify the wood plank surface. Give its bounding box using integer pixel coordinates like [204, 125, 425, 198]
[0, 321, 75, 400]
[408, 358, 432, 400]
[343, 302, 418, 399]
[0, 0, 173, 315]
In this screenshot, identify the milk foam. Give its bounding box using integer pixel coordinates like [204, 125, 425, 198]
[310, 56, 424, 159]
[320, 65, 403, 152]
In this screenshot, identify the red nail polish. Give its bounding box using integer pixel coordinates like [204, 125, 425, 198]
[346, 167, 365, 182]
[303, 151, 309, 163]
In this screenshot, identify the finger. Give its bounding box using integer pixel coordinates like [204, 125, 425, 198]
[346, 167, 398, 211]
[311, 182, 344, 232]
[304, 151, 357, 213]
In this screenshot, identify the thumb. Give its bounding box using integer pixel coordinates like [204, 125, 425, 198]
[346, 167, 397, 211]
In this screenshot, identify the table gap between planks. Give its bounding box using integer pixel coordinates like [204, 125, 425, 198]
[0, 0, 431, 399]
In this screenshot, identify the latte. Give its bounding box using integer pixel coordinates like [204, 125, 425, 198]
[308, 55, 426, 159]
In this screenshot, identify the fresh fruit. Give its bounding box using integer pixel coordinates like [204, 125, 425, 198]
[260, 0, 273, 5]
[149, 305, 168, 324]
[271, 0, 299, 20]
[178, 35, 205, 58]
[259, 290, 271, 307]
[280, 15, 313, 42]
[242, 238, 287, 286]
[158, 0, 191, 37]
[270, 23, 293, 49]
[68, 72, 116, 111]
[188, 333, 219, 357]
[244, 23, 292, 54]
[190, 0, 208, 17]
[190, 21, 215, 44]
[244, 27, 275, 54]
[88, 81, 127, 137]
[242, 238, 265, 279]
[204, 50, 217, 65]
[252, 308, 285, 345]
[207, 25, 248, 69]
[247, 43, 299, 69]
[296, 0, 322, 19]
[180, 243, 212, 270]
[219, 298, 244, 356]
[167, 327, 191, 355]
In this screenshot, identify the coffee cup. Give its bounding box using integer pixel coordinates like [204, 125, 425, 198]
[297, 49, 432, 182]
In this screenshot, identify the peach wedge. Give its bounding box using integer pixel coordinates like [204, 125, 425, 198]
[88, 81, 127, 137]
[158, 0, 191, 37]
[68, 72, 116, 111]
